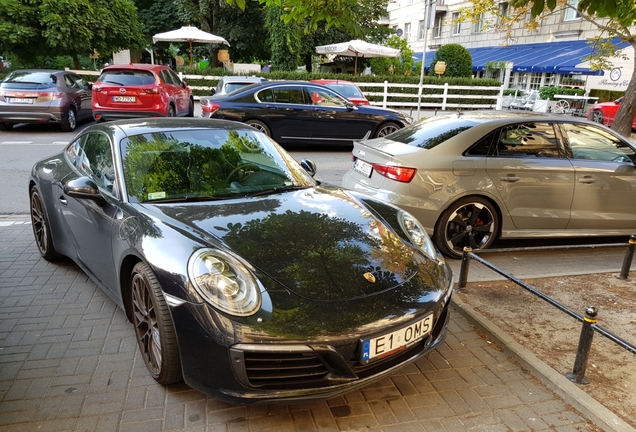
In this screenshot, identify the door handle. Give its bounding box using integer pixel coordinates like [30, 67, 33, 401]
[500, 175, 520, 182]
[58, 196, 68, 206]
[578, 176, 596, 184]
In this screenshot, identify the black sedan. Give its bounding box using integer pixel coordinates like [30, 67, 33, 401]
[29, 118, 452, 404]
[200, 81, 412, 146]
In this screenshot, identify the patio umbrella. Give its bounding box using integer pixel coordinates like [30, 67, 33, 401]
[152, 26, 230, 69]
[315, 39, 400, 75]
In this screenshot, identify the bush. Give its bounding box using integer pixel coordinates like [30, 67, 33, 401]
[429, 44, 473, 78]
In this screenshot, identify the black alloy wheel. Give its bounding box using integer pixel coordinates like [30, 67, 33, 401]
[131, 262, 182, 385]
[30, 187, 59, 261]
[434, 197, 499, 258]
[61, 106, 77, 132]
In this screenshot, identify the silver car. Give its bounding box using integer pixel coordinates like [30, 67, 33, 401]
[0, 69, 93, 131]
[342, 111, 636, 257]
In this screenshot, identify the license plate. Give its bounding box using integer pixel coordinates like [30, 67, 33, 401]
[353, 158, 373, 177]
[360, 314, 433, 364]
[8, 97, 35, 104]
[113, 96, 136, 102]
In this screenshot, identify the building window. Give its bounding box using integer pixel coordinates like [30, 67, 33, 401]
[529, 73, 542, 90]
[498, 2, 509, 24]
[564, 0, 581, 21]
[452, 12, 461, 35]
[473, 13, 484, 32]
[433, 15, 443, 38]
[404, 22, 412, 41]
[418, 20, 426, 39]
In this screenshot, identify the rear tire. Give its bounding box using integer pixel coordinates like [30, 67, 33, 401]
[30, 186, 59, 261]
[245, 119, 271, 136]
[167, 105, 176, 117]
[433, 196, 499, 258]
[590, 109, 604, 124]
[60, 106, 77, 132]
[131, 262, 182, 385]
[0, 122, 13, 131]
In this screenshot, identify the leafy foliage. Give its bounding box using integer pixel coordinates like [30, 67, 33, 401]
[429, 44, 473, 78]
[0, 0, 145, 68]
[368, 36, 416, 76]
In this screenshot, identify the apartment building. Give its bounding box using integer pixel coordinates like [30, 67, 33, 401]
[387, 0, 633, 94]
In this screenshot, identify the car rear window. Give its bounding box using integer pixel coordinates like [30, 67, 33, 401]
[1, 71, 56, 89]
[386, 117, 476, 149]
[98, 70, 156, 86]
[326, 84, 364, 98]
[225, 82, 257, 94]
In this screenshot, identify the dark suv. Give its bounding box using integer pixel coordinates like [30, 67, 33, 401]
[0, 69, 92, 131]
[92, 64, 193, 121]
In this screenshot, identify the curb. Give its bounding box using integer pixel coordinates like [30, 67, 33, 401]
[450, 295, 635, 432]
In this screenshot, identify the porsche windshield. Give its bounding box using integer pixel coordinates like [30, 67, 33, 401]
[120, 128, 315, 203]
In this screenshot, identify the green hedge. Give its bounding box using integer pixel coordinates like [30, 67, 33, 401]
[539, 86, 585, 100]
[588, 88, 625, 103]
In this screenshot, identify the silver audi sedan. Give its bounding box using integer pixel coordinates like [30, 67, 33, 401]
[342, 111, 636, 258]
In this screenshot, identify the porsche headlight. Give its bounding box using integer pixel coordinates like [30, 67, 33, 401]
[398, 211, 440, 261]
[188, 249, 261, 316]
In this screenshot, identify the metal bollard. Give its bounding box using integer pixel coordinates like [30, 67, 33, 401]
[458, 247, 472, 289]
[565, 306, 598, 385]
[619, 233, 636, 280]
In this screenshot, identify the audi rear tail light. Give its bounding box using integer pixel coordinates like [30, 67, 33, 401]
[372, 163, 417, 183]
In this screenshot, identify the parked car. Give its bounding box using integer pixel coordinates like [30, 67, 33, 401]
[92, 64, 193, 121]
[587, 97, 636, 129]
[0, 69, 92, 131]
[210, 75, 267, 96]
[28, 118, 452, 403]
[200, 81, 411, 146]
[342, 111, 636, 258]
[310, 79, 370, 105]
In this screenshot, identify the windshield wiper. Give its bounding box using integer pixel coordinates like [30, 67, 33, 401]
[143, 195, 228, 203]
[243, 185, 308, 197]
[104, 80, 125, 85]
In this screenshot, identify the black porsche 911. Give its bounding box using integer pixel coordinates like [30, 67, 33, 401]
[29, 118, 452, 404]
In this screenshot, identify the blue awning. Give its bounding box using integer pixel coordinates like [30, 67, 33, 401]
[412, 40, 629, 76]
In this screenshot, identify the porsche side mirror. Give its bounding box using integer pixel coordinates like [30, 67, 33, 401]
[300, 159, 317, 177]
[64, 177, 106, 206]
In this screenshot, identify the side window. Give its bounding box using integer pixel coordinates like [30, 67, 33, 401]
[64, 75, 78, 89]
[494, 123, 561, 158]
[257, 89, 274, 102]
[159, 70, 174, 85]
[271, 87, 305, 104]
[307, 87, 346, 107]
[168, 69, 183, 86]
[76, 133, 116, 193]
[466, 133, 496, 156]
[562, 123, 636, 163]
[72, 74, 91, 90]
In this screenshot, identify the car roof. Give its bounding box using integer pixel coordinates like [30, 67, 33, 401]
[310, 79, 357, 85]
[220, 76, 267, 82]
[102, 63, 168, 72]
[423, 110, 597, 126]
[91, 118, 259, 136]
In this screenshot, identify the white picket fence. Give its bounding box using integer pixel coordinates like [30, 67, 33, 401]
[67, 69, 505, 110]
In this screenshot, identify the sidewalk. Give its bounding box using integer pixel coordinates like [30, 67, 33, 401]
[0, 216, 629, 431]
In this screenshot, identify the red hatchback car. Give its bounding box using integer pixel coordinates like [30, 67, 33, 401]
[309, 79, 370, 105]
[587, 97, 636, 129]
[92, 64, 194, 121]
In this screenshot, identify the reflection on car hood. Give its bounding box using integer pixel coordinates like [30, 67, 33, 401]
[153, 185, 437, 301]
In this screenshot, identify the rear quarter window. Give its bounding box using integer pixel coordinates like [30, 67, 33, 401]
[387, 118, 476, 149]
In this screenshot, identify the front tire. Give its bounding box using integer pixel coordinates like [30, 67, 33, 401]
[167, 105, 176, 117]
[433, 196, 499, 258]
[131, 262, 182, 385]
[245, 119, 271, 136]
[590, 109, 605, 124]
[187, 99, 194, 117]
[375, 122, 400, 138]
[30, 187, 59, 261]
[60, 106, 77, 132]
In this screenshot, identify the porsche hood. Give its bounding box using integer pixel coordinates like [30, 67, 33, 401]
[153, 185, 445, 302]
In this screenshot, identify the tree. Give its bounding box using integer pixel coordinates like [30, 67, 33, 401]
[369, 36, 416, 75]
[0, 0, 146, 69]
[429, 44, 473, 78]
[459, 0, 636, 137]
